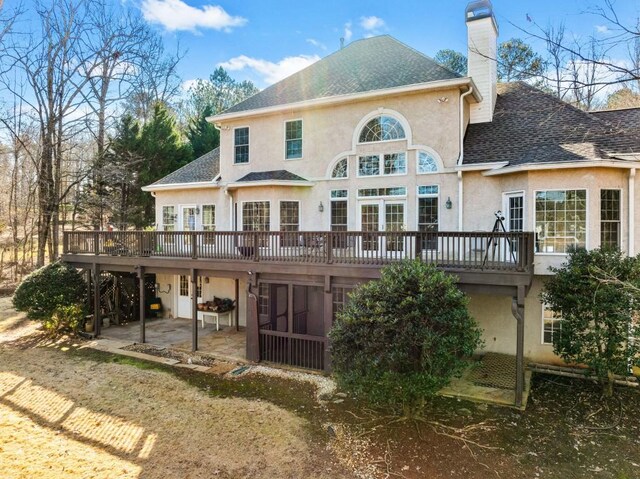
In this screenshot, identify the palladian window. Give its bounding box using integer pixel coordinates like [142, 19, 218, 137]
[331, 158, 348, 178]
[359, 115, 406, 143]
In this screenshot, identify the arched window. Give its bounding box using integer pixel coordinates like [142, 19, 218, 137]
[359, 115, 406, 143]
[417, 151, 438, 173]
[331, 158, 348, 178]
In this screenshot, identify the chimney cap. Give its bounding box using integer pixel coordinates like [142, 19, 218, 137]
[465, 0, 494, 22]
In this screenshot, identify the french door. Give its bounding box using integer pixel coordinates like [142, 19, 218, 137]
[358, 200, 406, 255]
[181, 205, 197, 251]
[502, 192, 524, 261]
[176, 275, 203, 319]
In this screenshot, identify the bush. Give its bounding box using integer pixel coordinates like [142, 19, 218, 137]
[43, 304, 85, 337]
[541, 248, 640, 396]
[13, 262, 86, 320]
[329, 260, 482, 416]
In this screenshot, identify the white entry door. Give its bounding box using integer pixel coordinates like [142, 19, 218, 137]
[176, 275, 203, 319]
[358, 200, 406, 255]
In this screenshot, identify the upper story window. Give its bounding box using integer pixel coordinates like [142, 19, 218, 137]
[331, 158, 348, 178]
[234, 127, 249, 164]
[358, 153, 406, 177]
[359, 115, 406, 143]
[418, 151, 438, 173]
[535, 189, 587, 254]
[285, 120, 303, 159]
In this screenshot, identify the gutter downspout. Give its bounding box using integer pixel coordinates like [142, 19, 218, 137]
[629, 168, 635, 256]
[457, 87, 474, 231]
[213, 122, 235, 231]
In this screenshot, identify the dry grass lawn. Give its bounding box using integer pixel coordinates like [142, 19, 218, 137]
[0, 298, 348, 479]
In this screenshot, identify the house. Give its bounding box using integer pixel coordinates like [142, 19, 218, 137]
[62, 0, 640, 407]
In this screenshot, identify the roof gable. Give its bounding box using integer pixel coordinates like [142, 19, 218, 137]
[222, 35, 461, 115]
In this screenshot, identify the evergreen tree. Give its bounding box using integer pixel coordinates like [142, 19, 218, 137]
[497, 38, 545, 82]
[135, 103, 193, 226]
[187, 105, 219, 159]
[434, 49, 467, 76]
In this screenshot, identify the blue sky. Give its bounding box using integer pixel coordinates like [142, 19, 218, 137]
[132, 0, 640, 89]
[7, 0, 640, 89]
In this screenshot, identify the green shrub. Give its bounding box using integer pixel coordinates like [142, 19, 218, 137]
[541, 248, 640, 396]
[330, 260, 482, 416]
[13, 262, 86, 320]
[43, 304, 85, 337]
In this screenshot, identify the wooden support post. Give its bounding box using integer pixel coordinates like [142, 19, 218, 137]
[245, 271, 260, 362]
[138, 266, 146, 344]
[323, 275, 333, 372]
[234, 278, 240, 332]
[191, 268, 198, 352]
[92, 264, 101, 337]
[511, 285, 526, 407]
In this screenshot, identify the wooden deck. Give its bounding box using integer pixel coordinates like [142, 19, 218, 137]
[63, 230, 534, 289]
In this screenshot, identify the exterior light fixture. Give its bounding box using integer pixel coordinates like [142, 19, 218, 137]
[438, 96, 449, 103]
[195, 207, 201, 215]
[445, 197, 453, 209]
[318, 201, 324, 212]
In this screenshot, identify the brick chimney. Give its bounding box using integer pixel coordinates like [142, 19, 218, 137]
[466, 0, 498, 123]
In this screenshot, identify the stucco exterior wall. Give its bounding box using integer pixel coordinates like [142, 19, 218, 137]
[462, 167, 632, 274]
[468, 277, 562, 365]
[155, 273, 246, 326]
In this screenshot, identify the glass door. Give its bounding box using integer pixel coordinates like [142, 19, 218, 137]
[359, 200, 406, 255]
[384, 201, 405, 253]
[359, 202, 380, 252]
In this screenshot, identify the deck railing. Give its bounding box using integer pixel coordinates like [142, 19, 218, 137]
[63, 230, 535, 272]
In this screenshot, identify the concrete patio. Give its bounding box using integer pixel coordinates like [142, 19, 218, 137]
[100, 317, 246, 362]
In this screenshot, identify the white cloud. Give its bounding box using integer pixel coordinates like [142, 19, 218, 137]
[140, 0, 246, 33]
[343, 21, 352, 43]
[181, 79, 199, 91]
[218, 54, 321, 85]
[306, 38, 327, 50]
[360, 16, 385, 31]
[595, 25, 609, 34]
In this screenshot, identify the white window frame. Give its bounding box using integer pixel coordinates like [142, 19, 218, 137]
[416, 149, 441, 175]
[279, 200, 300, 232]
[356, 152, 407, 178]
[330, 190, 349, 232]
[533, 188, 589, 255]
[162, 205, 176, 231]
[180, 204, 198, 231]
[240, 200, 271, 232]
[202, 204, 215, 231]
[599, 188, 623, 250]
[356, 187, 407, 199]
[416, 185, 440, 251]
[356, 114, 408, 145]
[284, 119, 303, 160]
[233, 126, 250, 165]
[329, 157, 349, 180]
[502, 190, 526, 232]
[541, 303, 563, 345]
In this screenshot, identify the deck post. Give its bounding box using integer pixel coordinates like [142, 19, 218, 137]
[245, 271, 260, 362]
[92, 264, 101, 337]
[234, 278, 240, 332]
[511, 285, 526, 407]
[323, 275, 333, 372]
[191, 268, 198, 352]
[137, 266, 146, 344]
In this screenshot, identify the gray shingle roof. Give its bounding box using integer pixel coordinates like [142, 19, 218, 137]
[223, 35, 461, 114]
[151, 148, 220, 186]
[589, 107, 640, 130]
[463, 82, 640, 167]
[236, 170, 308, 182]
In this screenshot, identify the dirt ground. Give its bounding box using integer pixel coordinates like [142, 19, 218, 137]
[2, 297, 640, 479]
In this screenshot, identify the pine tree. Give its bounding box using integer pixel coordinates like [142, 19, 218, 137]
[187, 105, 219, 159]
